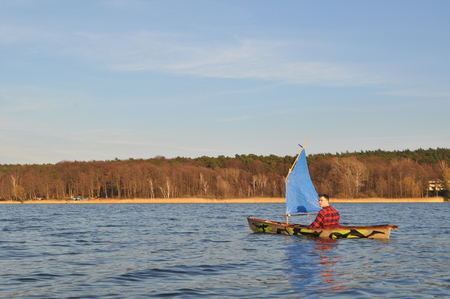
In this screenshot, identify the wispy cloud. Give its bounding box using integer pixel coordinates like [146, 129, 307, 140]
[218, 116, 252, 122]
[1, 23, 383, 87]
[381, 89, 450, 98]
[0, 86, 91, 112]
[108, 36, 382, 87]
[0, 25, 57, 44]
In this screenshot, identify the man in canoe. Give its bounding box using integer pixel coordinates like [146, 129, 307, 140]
[308, 194, 341, 229]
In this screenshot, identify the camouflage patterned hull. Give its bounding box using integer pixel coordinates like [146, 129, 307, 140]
[247, 216, 398, 239]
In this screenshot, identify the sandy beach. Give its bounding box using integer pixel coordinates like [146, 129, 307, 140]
[330, 197, 444, 203]
[0, 197, 444, 204]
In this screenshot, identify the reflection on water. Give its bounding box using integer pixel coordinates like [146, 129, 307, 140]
[313, 239, 344, 292]
[284, 237, 345, 296]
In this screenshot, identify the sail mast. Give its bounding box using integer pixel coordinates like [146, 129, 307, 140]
[285, 138, 309, 224]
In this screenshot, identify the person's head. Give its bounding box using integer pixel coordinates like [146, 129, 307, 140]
[318, 194, 330, 208]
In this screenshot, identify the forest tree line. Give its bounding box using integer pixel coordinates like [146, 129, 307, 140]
[1, 148, 449, 202]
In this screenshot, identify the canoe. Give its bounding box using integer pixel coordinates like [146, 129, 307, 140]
[247, 216, 399, 239]
[246, 140, 398, 240]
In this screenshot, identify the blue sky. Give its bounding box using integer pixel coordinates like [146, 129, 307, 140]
[1, 0, 449, 164]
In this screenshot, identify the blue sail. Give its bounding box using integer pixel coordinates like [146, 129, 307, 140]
[285, 149, 321, 214]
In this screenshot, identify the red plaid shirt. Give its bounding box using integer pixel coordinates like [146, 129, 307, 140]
[308, 205, 340, 229]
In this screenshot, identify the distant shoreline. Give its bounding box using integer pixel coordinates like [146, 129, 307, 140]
[0, 197, 444, 204]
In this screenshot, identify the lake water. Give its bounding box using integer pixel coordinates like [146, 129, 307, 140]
[1, 202, 449, 298]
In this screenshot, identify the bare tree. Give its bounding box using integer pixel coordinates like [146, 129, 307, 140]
[332, 157, 368, 198]
[147, 178, 155, 198]
[199, 173, 209, 196]
[439, 160, 450, 195]
[159, 177, 172, 199]
[9, 166, 24, 201]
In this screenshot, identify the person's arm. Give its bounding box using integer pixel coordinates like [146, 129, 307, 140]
[308, 210, 325, 229]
